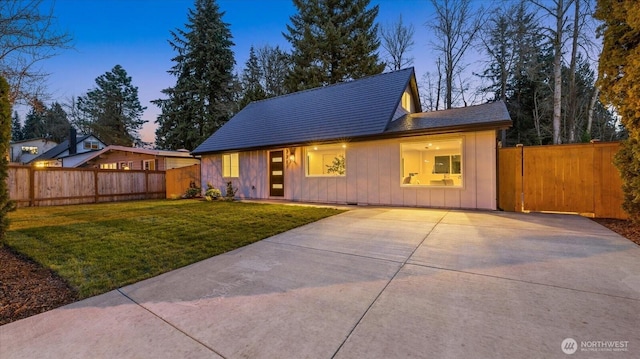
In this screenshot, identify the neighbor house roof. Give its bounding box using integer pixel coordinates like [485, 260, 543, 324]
[31, 134, 95, 161]
[77, 145, 197, 165]
[384, 101, 512, 136]
[192, 68, 420, 155]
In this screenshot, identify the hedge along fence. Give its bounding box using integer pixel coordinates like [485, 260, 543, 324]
[7, 165, 166, 207]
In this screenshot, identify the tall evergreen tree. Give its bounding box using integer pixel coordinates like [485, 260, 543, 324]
[238, 46, 266, 110]
[22, 99, 46, 139]
[153, 0, 235, 151]
[77, 65, 146, 146]
[595, 0, 640, 220]
[0, 76, 16, 241]
[11, 111, 22, 141]
[284, 0, 385, 92]
[257, 45, 291, 97]
[43, 102, 71, 143]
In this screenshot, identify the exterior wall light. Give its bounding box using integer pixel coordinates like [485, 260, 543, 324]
[287, 148, 296, 163]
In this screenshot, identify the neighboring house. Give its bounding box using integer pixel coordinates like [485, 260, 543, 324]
[9, 138, 58, 164]
[192, 68, 512, 210]
[75, 145, 200, 170]
[30, 129, 107, 167]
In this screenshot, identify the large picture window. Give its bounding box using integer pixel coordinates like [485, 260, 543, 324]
[305, 144, 346, 177]
[401, 138, 463, 187]
[223, 153, 239, 177]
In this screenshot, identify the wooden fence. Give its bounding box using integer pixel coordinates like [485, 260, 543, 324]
[498, 142, 626, 219]
[8, 165, 166, 207]
[165, 164, 201, 199]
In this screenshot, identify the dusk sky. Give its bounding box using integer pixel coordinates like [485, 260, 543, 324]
[37, 0, 445, 144]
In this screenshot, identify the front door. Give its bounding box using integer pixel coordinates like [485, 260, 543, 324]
[269, 151, 284, 197]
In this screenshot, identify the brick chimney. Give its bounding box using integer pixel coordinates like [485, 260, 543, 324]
[69, 128, 77, 155]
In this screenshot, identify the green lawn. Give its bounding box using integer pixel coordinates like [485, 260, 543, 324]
[5, 200, 344, 298]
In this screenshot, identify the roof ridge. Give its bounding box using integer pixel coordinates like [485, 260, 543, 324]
[247, 67, 415, 106]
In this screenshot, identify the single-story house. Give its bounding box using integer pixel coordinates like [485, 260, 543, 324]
[9, 138, 58, 164]
[192, 68, 512, 210]
[75, 145, 200, 170]
[30, 129, 107, 167]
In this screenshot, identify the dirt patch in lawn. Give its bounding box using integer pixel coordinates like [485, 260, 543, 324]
[0, 246, 78, 326]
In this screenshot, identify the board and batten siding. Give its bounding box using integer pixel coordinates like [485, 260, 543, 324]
[200, 130, 498, 210]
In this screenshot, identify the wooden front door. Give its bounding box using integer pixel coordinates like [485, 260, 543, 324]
[269, 151, 284, 197]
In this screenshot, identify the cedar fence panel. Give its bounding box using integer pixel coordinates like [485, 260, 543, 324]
[165, 164, 200, 199]
[498, 142, 627, 219]
[7, 165, 166, 207]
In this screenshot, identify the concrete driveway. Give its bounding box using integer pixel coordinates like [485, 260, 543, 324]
[1, 207, 639, 358]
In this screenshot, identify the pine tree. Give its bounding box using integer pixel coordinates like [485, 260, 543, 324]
[153, 0, 235, 151]
[595, 0, 640, 221]
[77, 65, 147, 146]
[284, 0, 385, 92]
[238, 46, 266, 110]
[44, 102, 71, 143]
[257, 45, 291, 97]
[11, 111, 22, 141]
[22, 99, 46, 139]
[0, 76, 16, 241]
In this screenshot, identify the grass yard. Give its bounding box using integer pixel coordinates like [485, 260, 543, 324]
[4, 200, 344, 299]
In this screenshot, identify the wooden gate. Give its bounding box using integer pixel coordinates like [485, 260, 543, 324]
[498, 142, 626, 219]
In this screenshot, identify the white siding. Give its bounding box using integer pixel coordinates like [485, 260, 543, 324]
[200, 130, 498, 210]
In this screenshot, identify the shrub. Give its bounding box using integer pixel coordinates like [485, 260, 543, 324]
[224, 181, 237, 201]
[204, 182, 222, 201]
[183, 181, 201, 198]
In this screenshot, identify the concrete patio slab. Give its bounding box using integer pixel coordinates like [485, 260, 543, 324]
[335, 264, 640, 359]
[0, 290, 217, 359]
[120, 240, 401, 359]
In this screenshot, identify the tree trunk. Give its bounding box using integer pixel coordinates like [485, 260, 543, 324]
[587, 86, 599, 138]
[567, 0, 580, 143]
[552, 0, 564, 144]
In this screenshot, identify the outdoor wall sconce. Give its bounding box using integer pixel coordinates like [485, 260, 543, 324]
[287, 148, 296, 163]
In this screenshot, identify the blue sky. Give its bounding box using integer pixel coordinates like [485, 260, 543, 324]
[37, 0, 442, 144]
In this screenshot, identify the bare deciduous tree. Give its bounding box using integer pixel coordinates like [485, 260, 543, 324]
[0, 0, 72, 105]
[427, 0, 484, 109]
[532, 0, 574, 144]
[379, 15, 415, 71]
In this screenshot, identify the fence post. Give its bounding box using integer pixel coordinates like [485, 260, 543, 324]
[29, 167, 35, 207]
[94, 169, 99, 204]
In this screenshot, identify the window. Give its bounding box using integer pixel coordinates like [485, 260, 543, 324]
[83, 140, 100, 150]
[401, 91, 412, 112]
[119, 161, 133, 170]
[305, 144, 346, 177]
[143, 160, 156, 171]
[223, 153, 239, 177]
[400, 138, 463, 187]
[21, 146, 38, 155]
[100, 163, 117, 169]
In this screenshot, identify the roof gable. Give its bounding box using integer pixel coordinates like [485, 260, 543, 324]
[31, 134, 105, 161]
[192, 68, 418, 154]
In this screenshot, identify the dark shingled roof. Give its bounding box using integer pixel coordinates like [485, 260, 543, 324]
[192, 68, 418, 155]
[384, 101, 512, 135]
[31, 135, 93, 161]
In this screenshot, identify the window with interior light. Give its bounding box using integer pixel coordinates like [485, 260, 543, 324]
[222, 153, 239, 177]
[100, 163, 117, 169]
[400, 138, 463, 187]
[21, 146, 38, 155]
[305, 144, 346, 177]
